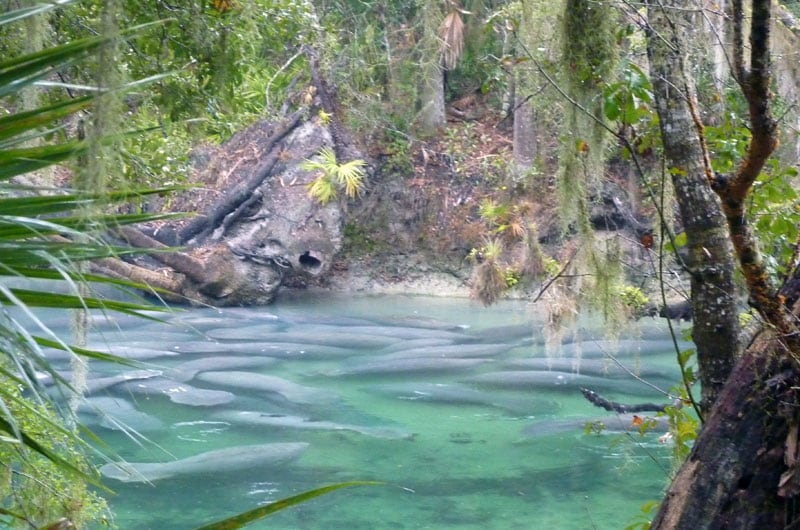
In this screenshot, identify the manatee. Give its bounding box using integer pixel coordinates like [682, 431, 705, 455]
[169, 310, 279, 330]
[465, 323, 537, 343]
[273, 330, 398, 349]
[86, 344, 182, 361]
[462, 370, 669, 396]
[373, 315, 470, 331]
[378, 338, 455, 354]
[165, 341, 355, 359]
[332, 357, 493, 377]
[78, 396, 163, 432]
[113, 377, 235, 406]
[287, 324, 471, 342]
[167, 356, 278, 383]
[100, 442, 309, 483]
[195, 371, 337, 405]
[521, 413, 671, 437]
[84, 369, 164, 395]
[368, 382, 559, 415]
[501, 358, 674, 380]
[555, 339, 688, 359]
[204, 323, 288, 340]
[214, 410, 413, 439]
[275, 314, 376, 327]
[377, 343, 512, 360]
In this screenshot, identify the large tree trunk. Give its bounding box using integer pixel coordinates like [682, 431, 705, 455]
[652, 330, 798, 529]
[645, 0, 741, 412]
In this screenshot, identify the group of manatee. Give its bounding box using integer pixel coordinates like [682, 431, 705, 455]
[34, 306, 682, 484]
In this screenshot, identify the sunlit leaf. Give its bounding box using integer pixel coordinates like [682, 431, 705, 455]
[194, 482, 381, 530]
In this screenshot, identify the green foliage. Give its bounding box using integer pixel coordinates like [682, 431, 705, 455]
[705, 109, 800, 276]
[0, 375, 111, 528]
[602, 61, 653, 126]
[618, 285, 650, 310]
[661, 399, 699, 463]
[543, 257, 562, 277]
[750, 162, 800, 276]
[0, 4, 179, 527]
[623, 500, 660, 530]
[42, 0, 319, 187]
[478, 198, 527, 240]
[301, 147, 366, 204]
[504, 267, 521, 288]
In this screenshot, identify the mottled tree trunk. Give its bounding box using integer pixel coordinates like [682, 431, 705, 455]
[511, 0, 542, 177]
[645, 0, 741, 412]
[418, 0, 446, 136]
[652, 331, 797, 529]
[512, 96, 537, 173]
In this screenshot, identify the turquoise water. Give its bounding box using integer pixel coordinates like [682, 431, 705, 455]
[43, 292, 688, 529]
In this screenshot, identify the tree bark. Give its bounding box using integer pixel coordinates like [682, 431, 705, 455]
[645, 0, 742, 412]
[652, 330, 799, 529]
[114, 226, 207, 284]
[418, 0, 446, 136]
[176, 110, 302, 245]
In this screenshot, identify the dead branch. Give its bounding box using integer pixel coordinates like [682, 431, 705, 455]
[113, 226, 207, 284]
[177, 110, 303, 244]
[581, 388, 674, 413]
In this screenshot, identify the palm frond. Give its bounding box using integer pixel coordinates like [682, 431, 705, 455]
[439, 10, 465, 70]
[306, 174, 337, 204]
[335, 158, 366, 198]
[195, 482, 381, 530]
[0, 1, 74, 27]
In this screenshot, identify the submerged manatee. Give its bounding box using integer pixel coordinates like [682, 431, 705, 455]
[378, 338, 455, 354]
[167, 355, 278, 383]
[555, 339, 687, 359]
[204, 323, 288, 340]
[266, 330, 398, 349]
[521, 413, 670, 437]
[332, 357, 493, 377]
[113, 377, 235, 406]
[368, 382, 559, 416]
[214, 410, 413, 439]
[195, 371, 337, 405]
[501, 358, 674, 380]
[166, 341, 355, 359]
[377, 343, 512, 360]
[100, 442, 309, 483]
[289, 324, 471, 342]
[84, 369, 163, 394]
[78, 396, 164, 432]
[463, 370, 668, 396]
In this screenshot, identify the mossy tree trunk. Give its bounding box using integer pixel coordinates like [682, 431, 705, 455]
[418, 0, 446, 136]
[645, 0, 741, 413]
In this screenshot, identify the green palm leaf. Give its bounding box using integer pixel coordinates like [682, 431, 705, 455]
[194, 482, 381, 530]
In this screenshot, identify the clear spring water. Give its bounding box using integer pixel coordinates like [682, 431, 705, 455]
[41, 292, 689, 529]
